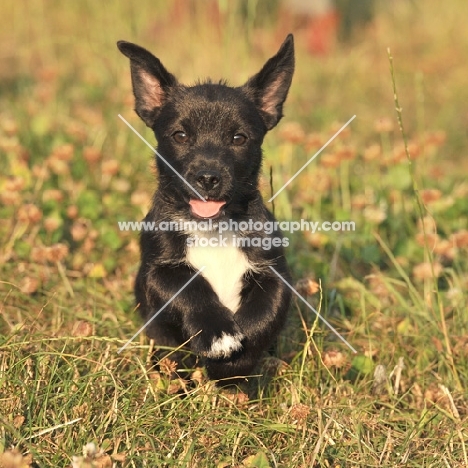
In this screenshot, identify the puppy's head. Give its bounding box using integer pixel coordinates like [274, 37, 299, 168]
[117, 36, 294, 220]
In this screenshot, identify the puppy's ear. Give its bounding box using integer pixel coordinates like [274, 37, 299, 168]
[117, 41, 177, 128]
[242, 34, 295, 130]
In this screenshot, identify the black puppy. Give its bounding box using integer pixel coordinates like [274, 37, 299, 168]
[118, 35, 294, 384]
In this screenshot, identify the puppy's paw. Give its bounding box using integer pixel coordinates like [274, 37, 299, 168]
[204, 332, 244, 360]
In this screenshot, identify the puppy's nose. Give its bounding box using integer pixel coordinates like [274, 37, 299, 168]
[195, 170, 220, 191]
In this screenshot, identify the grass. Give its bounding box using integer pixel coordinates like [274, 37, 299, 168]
[1, 0, 467, 466]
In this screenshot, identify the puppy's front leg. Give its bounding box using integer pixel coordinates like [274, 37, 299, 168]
[204, 268, 291, 382]
[236, 256, 292, 344]
[140, 264, 245, 359]
[236, 275, 291, 346]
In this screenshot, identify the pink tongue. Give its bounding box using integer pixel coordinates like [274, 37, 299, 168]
[189, 199, 225, 218]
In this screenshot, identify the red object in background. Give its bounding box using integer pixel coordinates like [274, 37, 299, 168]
[306, 10, 339, 55]
[277, 0, 339, 56]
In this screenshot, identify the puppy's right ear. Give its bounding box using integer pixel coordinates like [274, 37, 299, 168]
[117, 41, 177, 128]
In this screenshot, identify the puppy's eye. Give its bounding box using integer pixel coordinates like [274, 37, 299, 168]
[173, 131, 189, 144]
[232, 134, 247, 146]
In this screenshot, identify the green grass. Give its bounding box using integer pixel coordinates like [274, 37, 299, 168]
[1, 1, 467, 466]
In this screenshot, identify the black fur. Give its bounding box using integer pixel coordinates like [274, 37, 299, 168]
[118, 35, 294, 385]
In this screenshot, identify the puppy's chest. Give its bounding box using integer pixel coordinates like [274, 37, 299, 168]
[186, 235, 251, 313]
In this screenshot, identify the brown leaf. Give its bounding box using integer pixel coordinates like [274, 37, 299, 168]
[420, 188, 442, 204]
[17, 204, 42, 224]
[295, 277, 319, 296]
[111, 453, 127, 463]
[45, 243, 69, 262]
[0, 449, 32, 468]
[20, 277, 39, 294]
[72, 320, 93, 337]
[322, 350, 348, 369]
[101, 159, 119, 176]
[13, 415, 25, 428]
[190, 368, 205, 384]
[83, 147, 102, 164]
[278, 121, 305, 144]
[167, 379, 184, 395]
[451, 229, 468, 248]
[289, 403, 310, 422]
[158, 358, 178, 377]
[412, 262, 443, 280]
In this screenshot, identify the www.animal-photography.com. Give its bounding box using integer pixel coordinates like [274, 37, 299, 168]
[1, 1, 467, 467]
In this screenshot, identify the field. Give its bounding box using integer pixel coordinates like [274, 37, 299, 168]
[1, 1, 467, 466]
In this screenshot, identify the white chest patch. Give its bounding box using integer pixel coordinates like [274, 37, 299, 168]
[186, 233, 252, 313]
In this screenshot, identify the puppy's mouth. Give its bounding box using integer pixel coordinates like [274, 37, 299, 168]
[189, 199, 226, 219]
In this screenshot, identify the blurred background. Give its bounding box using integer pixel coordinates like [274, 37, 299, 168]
[1, 0, 467, 282]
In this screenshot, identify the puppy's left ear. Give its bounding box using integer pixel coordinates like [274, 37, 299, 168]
[242, 34, 295, 130]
